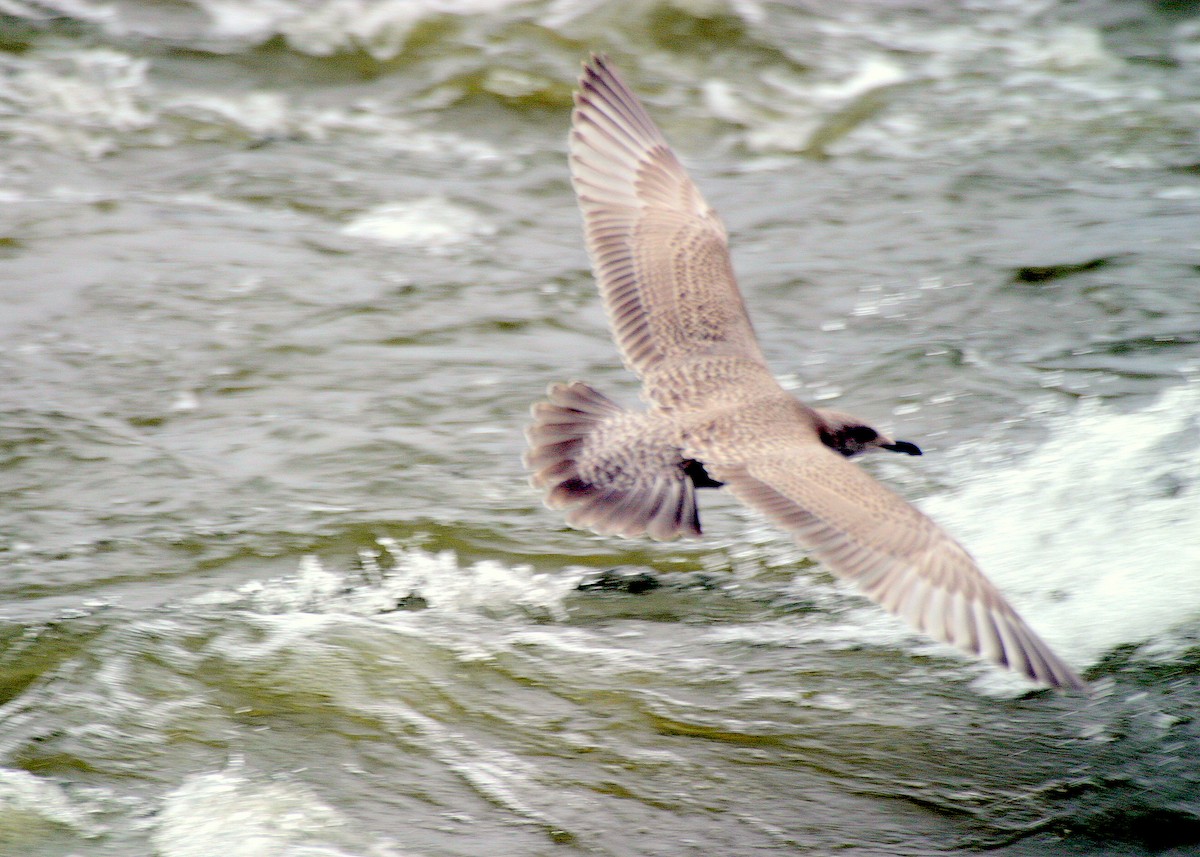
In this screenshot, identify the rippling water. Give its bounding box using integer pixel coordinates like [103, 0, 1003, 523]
[2, 1, 1200, 854]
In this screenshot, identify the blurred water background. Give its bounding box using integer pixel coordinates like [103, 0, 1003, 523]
[2, 0, 1200, 854]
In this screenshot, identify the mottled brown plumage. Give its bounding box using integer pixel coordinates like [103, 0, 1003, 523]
[524, 55, 1086, 691]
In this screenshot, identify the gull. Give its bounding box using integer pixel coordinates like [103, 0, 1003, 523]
[524, 55, 1086, 691]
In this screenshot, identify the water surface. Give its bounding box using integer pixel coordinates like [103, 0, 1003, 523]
[2, 1, 1199, 855]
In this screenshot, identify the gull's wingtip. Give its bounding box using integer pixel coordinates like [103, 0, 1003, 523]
[580, 52, 619, 84]
[1053, 667, 1091, 695]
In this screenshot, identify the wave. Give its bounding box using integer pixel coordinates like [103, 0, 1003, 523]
[6, 0, 1196, 169]
[201, 541, 578, 621]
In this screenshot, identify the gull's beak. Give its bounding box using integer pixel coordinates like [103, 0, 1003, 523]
[881, 440, 922, 456]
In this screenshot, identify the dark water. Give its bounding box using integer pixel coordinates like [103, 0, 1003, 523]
[2, 1, 1199, 855]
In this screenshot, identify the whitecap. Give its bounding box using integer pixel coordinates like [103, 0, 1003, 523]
[152, 762, 390, 857]
[276, 0, 528, 60]
[0, 48, 156, 158]
[222, 544, 577, 622]
[340, 197, 495, 251]
[0, 768, 100, 839]
[923, 383, 1200, 668]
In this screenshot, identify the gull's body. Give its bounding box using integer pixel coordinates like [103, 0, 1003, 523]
[525, 55, 1086, 691]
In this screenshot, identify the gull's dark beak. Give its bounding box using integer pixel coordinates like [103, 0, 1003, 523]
[881, 440, 922, 456]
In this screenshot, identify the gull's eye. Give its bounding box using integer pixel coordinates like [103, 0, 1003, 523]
[848, 425, 878, 444]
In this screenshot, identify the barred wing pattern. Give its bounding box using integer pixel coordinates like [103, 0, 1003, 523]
[528, 56, 1088, 692]
[570, 56, 768, 382]
[710, 445, 1087, 690]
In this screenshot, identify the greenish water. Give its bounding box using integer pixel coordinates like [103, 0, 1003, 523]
[2, 1, 1199, 854]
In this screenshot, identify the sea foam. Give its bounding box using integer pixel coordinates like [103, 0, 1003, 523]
[923, 383, 1200, 667]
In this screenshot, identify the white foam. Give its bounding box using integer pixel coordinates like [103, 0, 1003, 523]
[197, 0, 299, 44]
[372, 541, 575, 619]
[1, 45, 498, 161]
[166, 90, 292, 138]
[340, 198, 495, 251]
[1, 0, 113, 26]
[922, 383, 1200, 668]
[727, 14, 1181, 163]
[185, 563, 577, 833]
[809, 56, 907, 103]
[153, 762, 406, 857]
[207, 544, 576, 622]
[273, 0, 527, 59]
[0, 767, 100, 839]
[0, 48, 156, 158]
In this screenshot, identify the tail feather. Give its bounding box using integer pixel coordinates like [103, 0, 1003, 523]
[524, 381, 702, 541]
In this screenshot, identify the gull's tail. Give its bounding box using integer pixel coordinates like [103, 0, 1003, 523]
[524, 381, 703, 541]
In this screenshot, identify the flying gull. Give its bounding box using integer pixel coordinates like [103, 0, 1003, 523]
[525, 55, 1086, 691]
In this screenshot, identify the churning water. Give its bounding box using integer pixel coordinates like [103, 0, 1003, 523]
[2, 1, 1199, 854]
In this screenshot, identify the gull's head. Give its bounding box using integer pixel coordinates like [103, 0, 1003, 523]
[815, 409, 923, 459]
